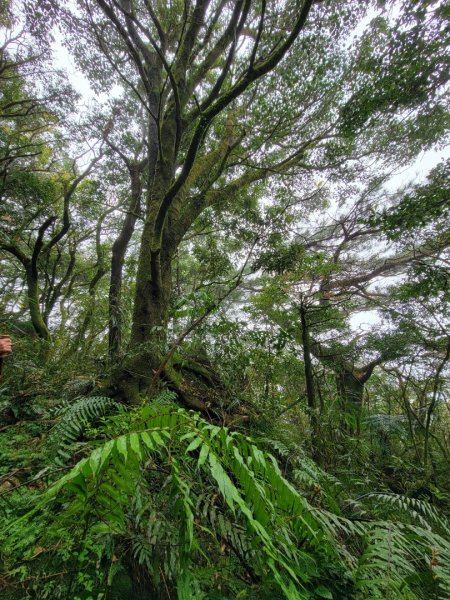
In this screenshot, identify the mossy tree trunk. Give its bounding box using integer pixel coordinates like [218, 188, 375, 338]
[25, 263, 51, 341]
[311, 340, 382, 435]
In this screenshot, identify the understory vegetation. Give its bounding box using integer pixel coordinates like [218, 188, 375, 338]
[1, 0, 449, 598]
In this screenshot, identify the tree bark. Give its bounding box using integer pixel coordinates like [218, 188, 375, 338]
[109, 165, 143, 359]
[299, 301, 317, 431]
[109, 160, 174, 403]
[310, 340, 382, 435]
[25, 263, 51, 341]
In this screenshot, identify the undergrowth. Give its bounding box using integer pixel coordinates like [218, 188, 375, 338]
[1, 393, 449, 599]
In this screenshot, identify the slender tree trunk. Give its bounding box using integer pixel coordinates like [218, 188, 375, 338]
[299, 301, 317, 431]
[423, 338, 450, 470]
[109, 166, 142, 359]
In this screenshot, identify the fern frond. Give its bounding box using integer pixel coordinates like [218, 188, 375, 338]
[366, 492, 450, 537]
[365, 414, 408, 435]
[47, 396, 118, 464]
[355, 522, 417, 599]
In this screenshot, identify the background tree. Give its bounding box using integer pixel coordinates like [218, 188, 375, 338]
[0, 23, 105, 342]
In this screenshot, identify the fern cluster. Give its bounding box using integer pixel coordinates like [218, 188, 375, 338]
[3, 400, 450, 599]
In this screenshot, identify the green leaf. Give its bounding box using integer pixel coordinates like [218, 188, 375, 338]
[185, 437, 203, 454]
[141, 431, 155, 451]
[116, 436, 128, 461]
[208, 452, 237, 513]
[197, 443, 209, 467]
[315, 585, 333, 599]
[130, 432, 142, 458]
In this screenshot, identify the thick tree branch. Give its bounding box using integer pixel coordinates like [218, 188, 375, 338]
[152, 0, 314, 246]
[43, 152, 103, 254]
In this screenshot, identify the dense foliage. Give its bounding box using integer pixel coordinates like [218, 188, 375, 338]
[1, 0, 449, 598]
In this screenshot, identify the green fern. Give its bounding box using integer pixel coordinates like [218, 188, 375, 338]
[19, 405, 335, 598]
[354, 519, 450, 599]
[47, 396, 118, 465]
[353, 495, 450, 599]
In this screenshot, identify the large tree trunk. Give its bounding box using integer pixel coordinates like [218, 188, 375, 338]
[100, 2, 316, 405]
[109, 247, 172, 403]
[108, 51, 166, 401]
[109, 158, 175, 403]
[310, 340, 380, 435]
